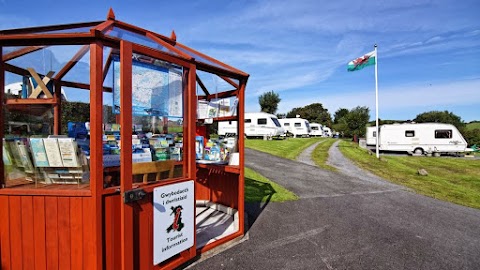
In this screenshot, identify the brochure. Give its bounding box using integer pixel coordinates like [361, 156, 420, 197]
[43, 138, 64, 167]
[57, 138, 80, 167]
[29, 138, 50, 167]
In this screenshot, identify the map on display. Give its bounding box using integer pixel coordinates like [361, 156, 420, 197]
[113, 55, 183, 117]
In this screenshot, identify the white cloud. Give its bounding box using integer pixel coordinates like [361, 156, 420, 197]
[269, 78, 480, 117]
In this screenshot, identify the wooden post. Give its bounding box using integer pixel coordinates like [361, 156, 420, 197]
[89, 41, 104, 270]
[0, 46, 5, 188]
[119, 40, 133, 270]
[53, 81, 62, 135]
[186, 63, 197, 258]
[237, 77, 247, 234]
[187, 64, 196, 180]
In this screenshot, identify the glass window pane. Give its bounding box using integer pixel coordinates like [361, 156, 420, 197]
[108, 51, 185, 185]
[257, 118, 267, 125]
[435, 130, 452, 139]
[106, 27, 175, 55]
[175, 45, 228, 70]
[3, 72, 90, 189]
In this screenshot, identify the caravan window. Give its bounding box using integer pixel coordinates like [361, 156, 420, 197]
[312, 126, 319, 131]
[373, 131, 376, 137]
[405, 130, 415, 137]
[245, 119, 251, 123]
[284, 123, 290, 127]
[271, 118, 282, 127]
[435, 130, 452, 139]
[257, 118, 267, 125]
[294, 123, 301, 127]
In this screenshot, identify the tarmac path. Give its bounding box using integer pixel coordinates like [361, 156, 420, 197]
[188, 142, 480, 270]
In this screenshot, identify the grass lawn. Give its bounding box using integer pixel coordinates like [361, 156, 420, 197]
[466, 122, 480, 130]
[244, 167, 298, 202]
[245, 137, 324, 160]
[311, 139, 338, 171]
[339, 140, 480, 209]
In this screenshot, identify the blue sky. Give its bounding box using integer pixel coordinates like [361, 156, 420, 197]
[1, 0, 479, 122]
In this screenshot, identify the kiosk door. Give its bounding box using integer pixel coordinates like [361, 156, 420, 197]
[121, 178, 196, 269]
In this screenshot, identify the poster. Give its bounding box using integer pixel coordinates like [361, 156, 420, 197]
[168, 69, 183, 117]
[153, 181, 194, 265]
[112, 55, 183, 117]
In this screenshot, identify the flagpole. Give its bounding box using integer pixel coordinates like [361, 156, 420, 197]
[374, 44, 380, 159]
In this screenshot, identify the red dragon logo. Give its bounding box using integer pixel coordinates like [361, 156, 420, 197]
[166, 205, 184, 233]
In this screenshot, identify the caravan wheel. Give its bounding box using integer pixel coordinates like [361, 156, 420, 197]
[413, 148, 424, 155]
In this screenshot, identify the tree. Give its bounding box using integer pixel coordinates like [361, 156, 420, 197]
[414, 110, 465, 132]
[463, 128, 480, 147]
[286, 103, 332, 126]
[333, 106, 370, 137]
[344, 106, 370, 137]
[333, 108, 349, 124]
[259, 91, 281, 114]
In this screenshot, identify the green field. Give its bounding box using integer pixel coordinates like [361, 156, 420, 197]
[339, 140, 480, 209]
[244, 167, 298, 202]
[245, 137, 324, 160]
[466, 122, 480, 130]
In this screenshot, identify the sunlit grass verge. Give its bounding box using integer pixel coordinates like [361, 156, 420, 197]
[244, 167, 298, 203]
[245, 137, 324, 160]
[339, 140, 480, 209]
[311, 139, 338, 171]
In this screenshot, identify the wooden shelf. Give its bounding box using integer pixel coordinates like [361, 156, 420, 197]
[5, 98, 58, 116]
[0, 179, 91, 197]
[5, 98, 58, 105]
[196, 163, 240, 174]
[197, 115, 237, 123]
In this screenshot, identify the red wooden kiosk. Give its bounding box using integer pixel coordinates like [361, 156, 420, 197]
[0, 9, 248, 269]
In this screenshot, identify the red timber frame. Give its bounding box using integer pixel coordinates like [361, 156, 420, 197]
[0, 9, 249, 270]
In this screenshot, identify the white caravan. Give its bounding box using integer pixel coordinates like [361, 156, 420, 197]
[278, 118, 311, 138]
[5, 82, 68, 100]
[366, 123, 468, 156]
[366, 126, 377, 146]
[218, 112, 285, 138]
[309, 123, 324, 137]
[323, 127, 332, 137]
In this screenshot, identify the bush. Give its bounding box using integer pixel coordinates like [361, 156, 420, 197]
[463, 128, 480, 147]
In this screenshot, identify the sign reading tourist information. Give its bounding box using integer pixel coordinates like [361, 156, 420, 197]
[153, 181, 194, 265]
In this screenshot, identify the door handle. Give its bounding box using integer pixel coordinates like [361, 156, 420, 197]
[123, 188, 147, 203]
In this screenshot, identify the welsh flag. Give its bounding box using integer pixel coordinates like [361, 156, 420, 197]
[347, 50, 376, 72]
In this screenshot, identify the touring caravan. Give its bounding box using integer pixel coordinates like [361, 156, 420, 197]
[366, 126, 377, 146]
[309, 123, 324, 137]
[366, 123, 468, 156]
[218, 112, 285, 138]
[278, 118, 311, 138]
[323, 127, 332, 137]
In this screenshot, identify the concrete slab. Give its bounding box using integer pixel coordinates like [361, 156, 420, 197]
[196, 202, 239, 248]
